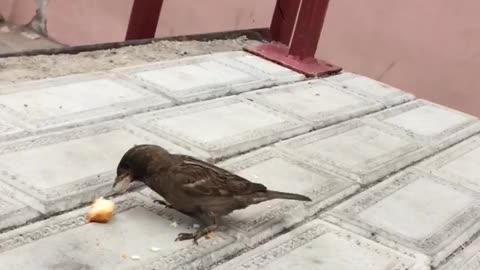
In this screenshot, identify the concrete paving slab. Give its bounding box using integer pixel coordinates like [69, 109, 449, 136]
[438, 235, 480, 270]
[0, 118, 27, 141]
[0, 120, 204, 215]
[242, 79, 382, 129]
[276, 119, 431, 185]
[0, 182, 40, 231]
[214, 51, 305, 85]
[323, 170, 480, 267]
[213, 219, 428, 270]
[325, 71, 415, 107]
[204, 148, 358, 246]
[0, 192, 245, 270]
[0, 73, 172, 133]
[131, 96, 310, 160]
[417, 135, 480, 193]
[365, 99, 480, 150]
[115, 52, 297, 104]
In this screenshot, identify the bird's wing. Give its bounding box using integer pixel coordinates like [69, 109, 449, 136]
[168, 155, 267, 197]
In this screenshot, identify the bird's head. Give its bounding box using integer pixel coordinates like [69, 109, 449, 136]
[112, 145, 150, 194]
[112, 144, 172, 194]
[112, 163, 134, 194]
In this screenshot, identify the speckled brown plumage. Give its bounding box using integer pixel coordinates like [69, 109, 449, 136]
[112, 144, 311, 244]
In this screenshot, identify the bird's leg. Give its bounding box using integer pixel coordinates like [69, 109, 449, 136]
[175, 215, 218, 245]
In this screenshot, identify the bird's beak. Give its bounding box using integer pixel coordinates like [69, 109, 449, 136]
[112, 174, 132, 194]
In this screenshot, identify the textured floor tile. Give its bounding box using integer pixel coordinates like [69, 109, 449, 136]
[0, 119, 27, 141]
[366, 99, 480, 150]
[0, 193, 244, 270]
[277, 119, 431, 185]
[417, 135, 480, 193]
[131, 96, 309, 160]
[213, 219, 428, 270]
[0, 120, 204, 214]
[212, 148, 358, 246]
[214, 51, 305, 84]
[0, 73, 172, 133]
[0, 182, 40, 231]
[115, 52, 287, 103]
[438, 235, 480, 270]
[323, 170, 480, 267]
[242, 79, 382, 129]
[325, 71, 414, 107]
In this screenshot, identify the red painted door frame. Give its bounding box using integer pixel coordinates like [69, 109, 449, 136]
[270, 0, 301, 46]
[289, 0, 330, 59]
[246, 0, 341, 77]
[125, 0, 164, 40]
[124, 0, 340, 77]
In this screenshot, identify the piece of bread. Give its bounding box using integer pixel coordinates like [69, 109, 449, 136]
[87, 197, 115, 223]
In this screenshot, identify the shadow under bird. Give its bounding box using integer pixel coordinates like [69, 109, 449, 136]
[112, 144, 312, 244]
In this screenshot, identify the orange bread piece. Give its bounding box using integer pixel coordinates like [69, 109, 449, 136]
[87, 197, 115, 223]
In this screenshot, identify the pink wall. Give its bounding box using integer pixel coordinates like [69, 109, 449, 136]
[0, 0, 133, 45]
[155, 0, 276, 37]
[1, 0, 274, 44]
[0, 0, 36, 25]
[46, 0, 134, 45]
[318, 0, 480, 116]
[0, 0, 15, 20]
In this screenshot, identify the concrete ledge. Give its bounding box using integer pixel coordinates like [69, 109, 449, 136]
[0, 72, 173, 133]
[213, 219, 428, 270]
[364, 99, 480, 151]
[323, 170, 480, 267]
[115, 52, 304, 104]
[0, 192, 245, 270]
[416, 134, 480, 193]
[439, 234, 480, 270]
[0, 120, 203, 214]
[242, 78, 382, 129]
[0, 181, 39, 232]
[276, 119, 432, 185]
[325, 71, 415, 107]
[130, 96, 310, 160]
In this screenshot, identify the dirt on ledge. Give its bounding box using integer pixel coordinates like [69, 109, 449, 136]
[0, 36, 261, 84]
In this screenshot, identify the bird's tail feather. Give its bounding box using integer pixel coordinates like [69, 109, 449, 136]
[266, 190, 312, 202]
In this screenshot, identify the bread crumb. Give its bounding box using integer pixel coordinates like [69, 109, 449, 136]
[206, 232, 215, 239]
[87, 197, 115, 223]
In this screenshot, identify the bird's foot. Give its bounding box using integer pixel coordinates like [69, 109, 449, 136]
[175, 232, 196, 243]
[175, 229, 213, 245]
[153, 199, 173, 209]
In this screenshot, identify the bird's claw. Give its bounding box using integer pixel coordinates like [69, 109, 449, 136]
[175, 229, 211, 245]
[153, 199, 166, 205]
[153, 199, 173, 209]
[175, 232, 200, 245]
